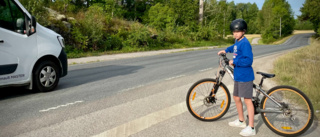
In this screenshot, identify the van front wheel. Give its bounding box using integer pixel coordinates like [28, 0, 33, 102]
[33, 61, 60, 92]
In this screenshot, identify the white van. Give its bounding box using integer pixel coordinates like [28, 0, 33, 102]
[0, 0, 67, 92]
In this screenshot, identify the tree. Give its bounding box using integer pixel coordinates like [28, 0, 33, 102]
[231, 2, 259, 34]
[203, 0, 231, 37]
[147, 3, 177, 30]
[299, 0, 320, 35]
[168, 0, 198, 27]
[247, 3, 259, 34]
[259, 0, 295, 43]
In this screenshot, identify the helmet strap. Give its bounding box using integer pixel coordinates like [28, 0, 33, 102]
[236, 34, 245, 42]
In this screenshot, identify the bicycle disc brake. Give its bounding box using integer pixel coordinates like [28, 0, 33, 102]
[203, 96, 216, 107]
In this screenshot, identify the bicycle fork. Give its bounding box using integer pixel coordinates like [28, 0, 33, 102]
[210, 70, 226, 95]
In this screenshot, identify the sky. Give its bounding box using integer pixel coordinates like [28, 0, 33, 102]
[226, 0, 306, 18]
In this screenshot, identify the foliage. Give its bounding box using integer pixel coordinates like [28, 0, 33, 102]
[203, 0, 233, 37]
[71, 5, 107, 51]
[123, 23, 151, 49]
[70, 23, 89, 50]
[147, 3, 177, 31]
[294, 20, 314, 30]
[19, 0, 49, 26]
[234, 2, 259, 34]
[17, 0, 305, 55]
[299, 0, 320, 36]
[259, 0, 295, 43]
[167, 0, 198, 27]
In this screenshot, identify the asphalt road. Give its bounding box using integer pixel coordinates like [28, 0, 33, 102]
[0, 33, 318, 137]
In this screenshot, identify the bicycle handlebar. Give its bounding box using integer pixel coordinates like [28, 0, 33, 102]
[219, 53, 230, 66]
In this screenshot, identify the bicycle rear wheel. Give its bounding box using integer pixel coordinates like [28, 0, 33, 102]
[261, 86, 314, 136]
[186, 79, 231, 121]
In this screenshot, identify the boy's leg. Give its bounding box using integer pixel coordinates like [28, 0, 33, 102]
[244, 98, 254, 127]
[233, 81, 244, 121]
[234, 95, 244, 121]
[237, 81, 254, 127]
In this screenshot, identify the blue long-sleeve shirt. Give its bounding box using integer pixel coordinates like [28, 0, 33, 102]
[225, 37, 254, 82]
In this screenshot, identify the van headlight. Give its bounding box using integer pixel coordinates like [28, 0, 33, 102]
[57, 36, 65, 48]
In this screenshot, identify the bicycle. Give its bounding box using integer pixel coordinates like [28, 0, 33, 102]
[186, 53, 314, 136]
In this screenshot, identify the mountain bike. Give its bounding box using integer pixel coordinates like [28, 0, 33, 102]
[186, 53, 314, 136]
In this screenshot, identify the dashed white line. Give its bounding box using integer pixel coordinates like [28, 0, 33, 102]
[199, 68, 213, 72]
[39, 100, 84, 112]
[119, 85, 144, 93]
[165, 75, 185, 80]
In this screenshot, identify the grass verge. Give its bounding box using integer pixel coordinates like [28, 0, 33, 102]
[273, 38, 320, 118]
[66, 40, 231, 58]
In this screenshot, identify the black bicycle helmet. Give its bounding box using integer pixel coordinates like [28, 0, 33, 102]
[230, 19, 247, 32]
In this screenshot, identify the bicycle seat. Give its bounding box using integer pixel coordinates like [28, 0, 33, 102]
[257, 72, 275, 78]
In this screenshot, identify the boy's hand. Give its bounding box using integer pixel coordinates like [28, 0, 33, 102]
[229, 60, 234, 66]
[217, 50, 226, 55]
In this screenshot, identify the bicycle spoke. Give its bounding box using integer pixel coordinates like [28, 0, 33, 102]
[187, 79, 230, 121]
[261, 86, 314, 136]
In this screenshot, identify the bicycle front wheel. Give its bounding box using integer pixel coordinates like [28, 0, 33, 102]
[261, 86, 314, 136]
[186, 79, 231, 121]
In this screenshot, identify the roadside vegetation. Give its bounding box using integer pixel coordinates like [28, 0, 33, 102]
[273, 38, 320, 118]
[19, 0, 318, 58]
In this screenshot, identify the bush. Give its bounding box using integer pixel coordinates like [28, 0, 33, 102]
[70, 5, 109, 51]
[194, 25, 220, 41]
[49, 0, 76, 14]
[147, 3, 177, 31]
[123, 23, 151, 49]
[103, 34, 124, 51]
[70, 23, 89, 50]
[261, 27, 277, 43]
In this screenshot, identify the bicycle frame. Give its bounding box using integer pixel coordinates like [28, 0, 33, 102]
[215, 55, 284, 113]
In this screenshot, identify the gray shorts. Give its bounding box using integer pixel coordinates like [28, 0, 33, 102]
[233, 81, 253, 98]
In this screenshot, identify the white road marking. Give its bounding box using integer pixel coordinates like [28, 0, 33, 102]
[39, 100, 84, 112]
[119, 85, 144, 93]
[165, 75, 185, 81]
[92, 102, 187, 137]
[199, 68, 213, 72]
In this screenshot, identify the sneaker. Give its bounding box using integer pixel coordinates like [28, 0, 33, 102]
[240, 126, 256, 136]
[228, 119, 246, 128]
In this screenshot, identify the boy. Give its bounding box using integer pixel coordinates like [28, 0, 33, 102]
[217, 19, 255, 136]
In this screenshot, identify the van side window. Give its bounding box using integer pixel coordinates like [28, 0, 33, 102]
[0, 0, 25, 34]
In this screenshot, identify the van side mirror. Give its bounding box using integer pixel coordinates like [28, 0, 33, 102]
[26, 16, 37, 36]
[31, 16, 36, 30]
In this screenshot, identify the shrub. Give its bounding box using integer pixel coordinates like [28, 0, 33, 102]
[103, 34, 124, 51]
[123, 23, 151, 49]
[71, 5, 109, 51]
[147, 3, 177, 31]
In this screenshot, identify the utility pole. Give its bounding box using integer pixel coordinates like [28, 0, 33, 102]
[280, 17, 282, 38]
[224, 12, 226, 38]
[199, 0, 204, 24]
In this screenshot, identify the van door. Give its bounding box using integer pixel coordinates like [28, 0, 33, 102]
[0, 0, 37, 85]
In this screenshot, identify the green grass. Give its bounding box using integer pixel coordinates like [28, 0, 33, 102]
[66, 39, 231, 58]
[273, 38, 320, 119]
